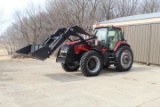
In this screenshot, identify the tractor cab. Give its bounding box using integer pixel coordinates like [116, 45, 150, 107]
[94, 26, 124, 51]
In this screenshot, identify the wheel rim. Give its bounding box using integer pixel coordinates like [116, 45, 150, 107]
[67, 62, 78, 69]
[120, 50, 132, 69]
[87, 56, 100, 73]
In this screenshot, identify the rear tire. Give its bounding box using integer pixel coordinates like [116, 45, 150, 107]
[80, 51, 103, 76]
[61, 62, 79, 72]
[115, 46, 133, 71]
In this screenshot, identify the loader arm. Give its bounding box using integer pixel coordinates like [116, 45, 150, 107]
[43, 28, 67, 45]
[16, 26, 94, 61]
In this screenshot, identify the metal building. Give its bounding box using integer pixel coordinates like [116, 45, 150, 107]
[98, 12, 160, 65]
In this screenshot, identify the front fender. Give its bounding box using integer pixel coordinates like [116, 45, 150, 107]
[74, 44, 91, 54]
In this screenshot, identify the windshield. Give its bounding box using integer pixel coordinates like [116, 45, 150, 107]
[94, 28, 108, 48]
[95, 28, 107, 40]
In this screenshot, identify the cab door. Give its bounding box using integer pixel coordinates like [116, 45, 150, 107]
[94, 28, 108, 49]
[108, 29, 123, 50]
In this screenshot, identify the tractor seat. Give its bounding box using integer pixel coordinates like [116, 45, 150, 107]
[108, 37, 114, 50]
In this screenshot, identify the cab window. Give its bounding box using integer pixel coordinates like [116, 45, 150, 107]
[108, 30, 119, 50]
[94, 28, 107, 48]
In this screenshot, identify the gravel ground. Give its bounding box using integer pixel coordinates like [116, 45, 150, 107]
[0, 58, 160, 107]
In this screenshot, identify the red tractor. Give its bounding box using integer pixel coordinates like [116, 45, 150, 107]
[17, 25, 133, 76]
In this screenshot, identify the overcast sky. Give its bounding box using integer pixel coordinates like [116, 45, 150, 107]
[0, 0, 45, 34]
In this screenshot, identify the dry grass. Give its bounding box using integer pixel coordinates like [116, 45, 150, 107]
[0, 55, 10, 61]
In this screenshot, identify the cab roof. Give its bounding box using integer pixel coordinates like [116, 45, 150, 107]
[93, 24, 122, 30]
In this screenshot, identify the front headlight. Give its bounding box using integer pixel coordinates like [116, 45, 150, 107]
[60, 50, 67, 53]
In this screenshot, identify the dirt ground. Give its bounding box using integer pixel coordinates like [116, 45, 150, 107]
[0, 56, 160, 107]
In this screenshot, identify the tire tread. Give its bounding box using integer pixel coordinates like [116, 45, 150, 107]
[115, 46, 133, 71]
[81, 51, 102, 76]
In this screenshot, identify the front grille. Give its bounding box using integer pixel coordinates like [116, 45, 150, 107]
[59, 52, 67, 57]
[58, 44, 70, 57]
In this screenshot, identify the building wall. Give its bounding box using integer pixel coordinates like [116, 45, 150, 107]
[124, 23, 160, 65]
[150, 23, 160, 65]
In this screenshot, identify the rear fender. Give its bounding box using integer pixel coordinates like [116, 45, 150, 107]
[113, 41, 130, 52]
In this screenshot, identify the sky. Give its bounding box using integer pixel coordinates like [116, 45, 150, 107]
[0, 0, 45, 35]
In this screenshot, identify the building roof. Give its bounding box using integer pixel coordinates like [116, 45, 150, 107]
[98, 12, 160, 24]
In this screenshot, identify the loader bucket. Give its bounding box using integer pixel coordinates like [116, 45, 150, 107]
[16, 44, 50, 61]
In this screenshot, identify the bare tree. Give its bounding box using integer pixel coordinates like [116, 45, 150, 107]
[140, 0, 160, 13]
[98, 0, 115, 20]
[0, 35, 14, 55]
[114, 0, 139, 17]
[2, 0, 160, 55]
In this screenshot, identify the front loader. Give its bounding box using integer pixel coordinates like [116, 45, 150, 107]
[17, 25, 133, 77]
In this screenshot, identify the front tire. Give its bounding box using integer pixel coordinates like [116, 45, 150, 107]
[115, 46, 133, 71]
[80, 51, 103, 76]
[61, 62, 79, 72]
